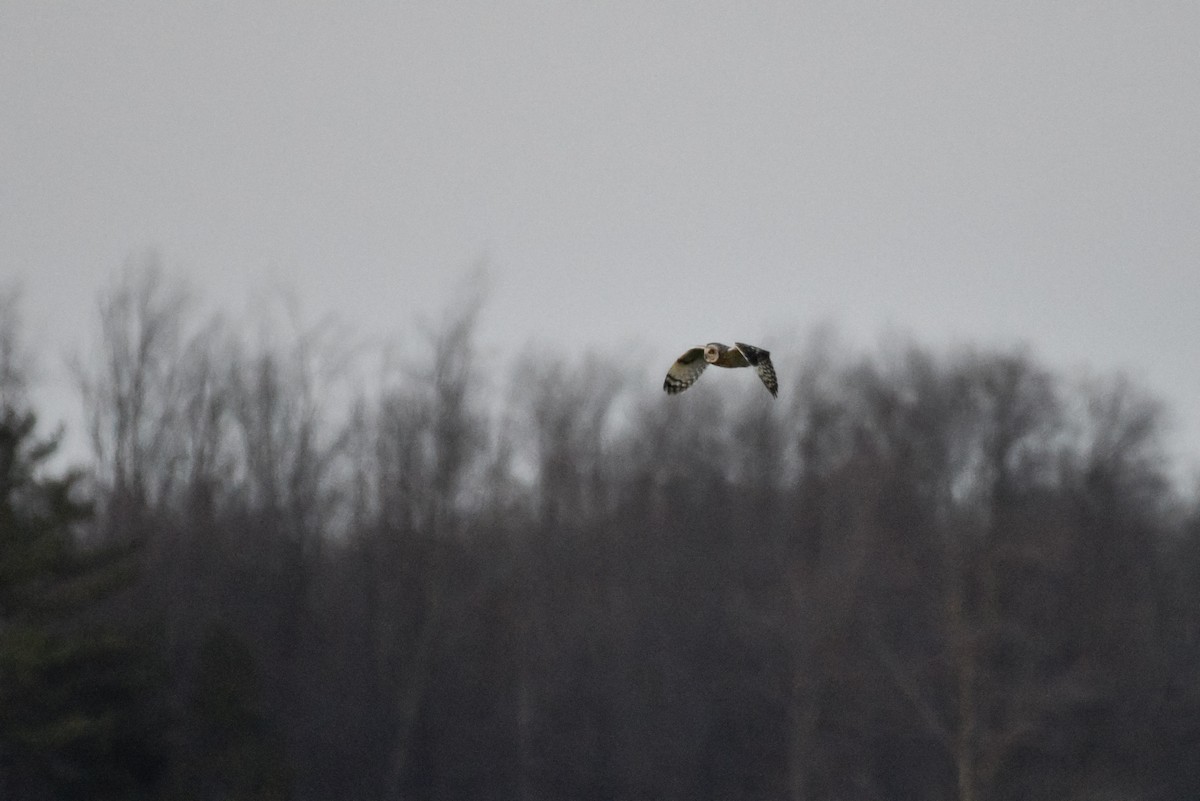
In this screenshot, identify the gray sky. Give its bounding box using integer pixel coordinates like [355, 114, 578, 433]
[3, 2, 1199, 476]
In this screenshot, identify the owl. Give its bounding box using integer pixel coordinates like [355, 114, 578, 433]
[663, 342, 778, 398]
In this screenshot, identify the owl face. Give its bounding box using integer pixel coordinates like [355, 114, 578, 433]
[704, 343, 723, 363]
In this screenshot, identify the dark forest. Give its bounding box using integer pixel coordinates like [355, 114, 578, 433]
[3, 269, 1199, 801]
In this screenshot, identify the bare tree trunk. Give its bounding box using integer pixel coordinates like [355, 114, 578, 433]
[384, 566, 445, 799]
[947, 558, 979, 801]
[786, 663, 819, 801]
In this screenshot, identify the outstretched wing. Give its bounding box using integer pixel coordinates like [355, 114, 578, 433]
[733, 342, 778, 398]
[663, 347, 707, 394]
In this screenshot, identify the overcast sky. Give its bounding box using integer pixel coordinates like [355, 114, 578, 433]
[3, 2, 1199, 475]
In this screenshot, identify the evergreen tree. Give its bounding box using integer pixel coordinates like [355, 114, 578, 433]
[0, 407, 164, 799]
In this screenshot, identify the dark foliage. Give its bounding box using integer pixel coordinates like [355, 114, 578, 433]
[6, 269, 1200, 800]
[0, 407, 166, 800]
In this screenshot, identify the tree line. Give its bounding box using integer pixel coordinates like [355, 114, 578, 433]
[2, 267, 1199, 800]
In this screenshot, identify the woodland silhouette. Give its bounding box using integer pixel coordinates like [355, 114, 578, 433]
[2, 268, 1199, 800]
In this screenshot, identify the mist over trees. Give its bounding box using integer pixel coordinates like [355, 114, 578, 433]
[3, 268, 1200, 800]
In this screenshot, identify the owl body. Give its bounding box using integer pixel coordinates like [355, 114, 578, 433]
[664, 341, 778, 397]
[703, 342, 748, 368]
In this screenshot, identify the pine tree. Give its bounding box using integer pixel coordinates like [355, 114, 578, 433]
[0, 407, 165, 799]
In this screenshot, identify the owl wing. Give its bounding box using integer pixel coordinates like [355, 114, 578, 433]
[663, 347, 707, 394]
[733, 342, 778, 398]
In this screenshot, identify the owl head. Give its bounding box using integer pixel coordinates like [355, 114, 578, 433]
[703, 343, 725, 363]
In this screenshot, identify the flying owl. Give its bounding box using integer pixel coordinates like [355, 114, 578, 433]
[663, 342, 778, 398]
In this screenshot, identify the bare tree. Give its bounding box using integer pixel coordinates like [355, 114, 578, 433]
[0, 286, 33, 412]
[359, 285, 498, 797]
[225, 299, 354, 552]
[512, 351, 625, 527]
[75, 256, 193, 518]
